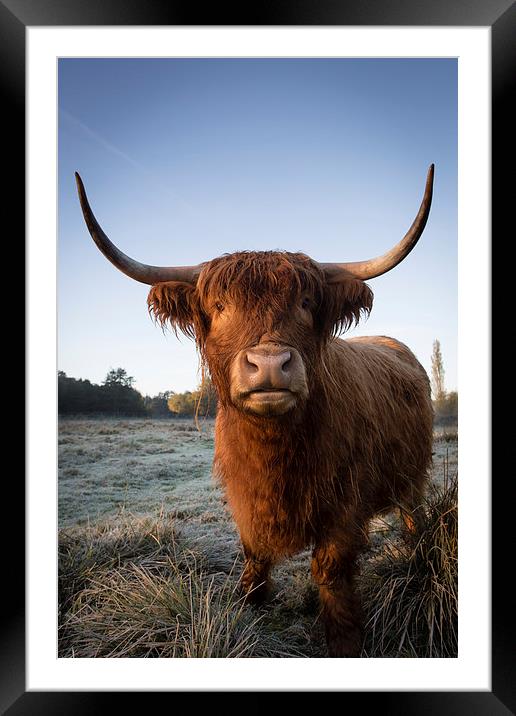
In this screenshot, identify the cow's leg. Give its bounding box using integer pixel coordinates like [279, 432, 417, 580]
[311, 534, 365, 657]
[240, 542, 272, 606]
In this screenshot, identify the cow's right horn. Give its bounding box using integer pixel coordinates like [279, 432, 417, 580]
[75, 172, 202, 285]
[321, 164, 434, 282]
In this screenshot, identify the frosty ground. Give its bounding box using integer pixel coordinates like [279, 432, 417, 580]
[58, 417, 458, 658]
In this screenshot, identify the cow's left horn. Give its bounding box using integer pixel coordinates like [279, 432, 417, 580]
[75, 172, 201, 285]
[321, 164, 434, 281]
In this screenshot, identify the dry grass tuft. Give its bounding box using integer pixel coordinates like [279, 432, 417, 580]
[360, 472, 458, 658]
[58, 510, 300, 658]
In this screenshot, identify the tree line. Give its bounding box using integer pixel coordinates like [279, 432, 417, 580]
[58, 368, 217, 418]
[59, 340, 456, 422]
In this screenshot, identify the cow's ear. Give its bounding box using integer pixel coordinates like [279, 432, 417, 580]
[320, 278, 374, 336]
[147, 281, 202, 340]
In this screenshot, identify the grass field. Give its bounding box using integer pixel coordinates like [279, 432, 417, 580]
[58, 417, 458, 658]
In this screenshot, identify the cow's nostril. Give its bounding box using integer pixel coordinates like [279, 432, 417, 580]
[281, 352, 292, 372]
[245, 353, 259, 372]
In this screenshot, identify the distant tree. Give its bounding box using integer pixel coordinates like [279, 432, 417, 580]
[431, 339, 446, 403]
[58, 372, 104, 414]
[167, 391, 196, 416]
[103, 367, 135, 388]
[441, 390, 458, 417]
[167, 377, 218, 418]
[144, 391, 175, 417]
[101, 367, 144, 415]
[193, 376, 218, 418]
[433, 390, 458, 426]
[430, 341, 458, 426]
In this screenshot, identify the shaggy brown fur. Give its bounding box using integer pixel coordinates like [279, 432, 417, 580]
[148, 251, 433, 657]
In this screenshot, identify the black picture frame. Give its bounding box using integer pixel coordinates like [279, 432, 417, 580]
[8, 0, 511, 711]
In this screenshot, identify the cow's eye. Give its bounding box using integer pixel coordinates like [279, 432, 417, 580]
[215, 301, 225, 313]
[301, 297, 311, 310]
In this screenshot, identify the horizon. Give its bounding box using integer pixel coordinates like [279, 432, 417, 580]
[58, 58, 457, 396]
[57, 339, 457, 399]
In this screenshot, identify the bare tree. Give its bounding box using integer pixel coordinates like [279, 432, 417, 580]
[431, 339, 446, 403]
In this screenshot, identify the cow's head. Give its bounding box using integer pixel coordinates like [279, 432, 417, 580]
[75, 165, 433, 418]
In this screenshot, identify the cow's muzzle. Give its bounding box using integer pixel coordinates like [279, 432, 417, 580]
[230, 343, 308, 416]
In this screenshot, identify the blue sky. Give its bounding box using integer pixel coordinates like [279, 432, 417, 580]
[58, 58, 457, 397]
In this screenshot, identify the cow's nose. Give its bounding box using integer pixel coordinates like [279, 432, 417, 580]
[244, 349, 292, 386]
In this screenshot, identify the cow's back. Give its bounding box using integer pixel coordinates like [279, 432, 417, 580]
[332, 335, 431, 404]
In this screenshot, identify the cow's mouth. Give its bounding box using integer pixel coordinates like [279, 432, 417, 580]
[241, 388, 297, 416]
[248, 389, 292, 399]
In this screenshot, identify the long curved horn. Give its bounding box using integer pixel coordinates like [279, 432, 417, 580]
[320, 164, 434, 281]
[75, 172, 201, 285]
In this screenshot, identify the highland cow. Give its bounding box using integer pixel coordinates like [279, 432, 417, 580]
[75, 165, 435, 657]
